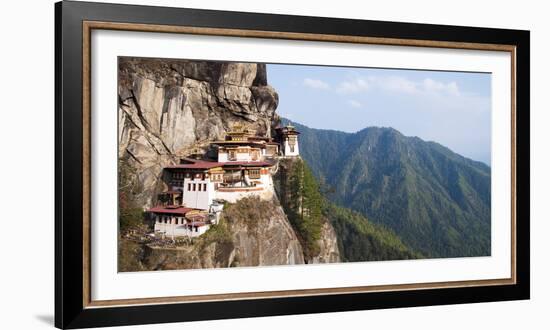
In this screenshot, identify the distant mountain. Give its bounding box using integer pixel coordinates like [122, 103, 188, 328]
[282, 119, 491, 258]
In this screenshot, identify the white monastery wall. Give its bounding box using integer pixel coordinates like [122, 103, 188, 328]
[218, 152, 228, 162]
[182, 177, 214, 210]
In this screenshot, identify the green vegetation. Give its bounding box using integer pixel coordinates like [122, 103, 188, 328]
[118, 238, 146, 272]
[283, 118, 491, 258]
[220, 197, 269, 233]
[289, 159, 324, 258]
[118, 161, 145, 231]
[326, 203, 420, 261]
[119, 207, 145, 232]
[277, 159, 324, 259]
[198, 220, 232, 247]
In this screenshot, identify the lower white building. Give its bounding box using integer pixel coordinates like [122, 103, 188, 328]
[150, 206, 210, 238]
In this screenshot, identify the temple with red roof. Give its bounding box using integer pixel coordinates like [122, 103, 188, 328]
[149, 205, 211, 238]
[147, 124, 299, 238]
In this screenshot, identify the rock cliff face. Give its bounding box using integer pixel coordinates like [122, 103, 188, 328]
[118, 57, 338, 269]
[310, 221, 340, 264]
[216, 196, 305, 267]
[118, 57, 279, 207]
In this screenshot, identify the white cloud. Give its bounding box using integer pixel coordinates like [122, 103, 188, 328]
[379, 76, 418, 94]
[336, 77, 370, 94]
[303, 78, 330, 90]
[347, 100, 362, 108]
[336, 75, 461, 97]
[422, 78, 460, 96]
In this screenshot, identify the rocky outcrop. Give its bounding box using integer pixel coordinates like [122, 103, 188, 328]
[309, 221, 340, 264]
[118, 58, 279, 207]
[222, 196, 305, 266]
[121, 197, 304, 271]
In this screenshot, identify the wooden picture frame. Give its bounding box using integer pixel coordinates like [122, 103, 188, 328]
[55, 1, 530, 328]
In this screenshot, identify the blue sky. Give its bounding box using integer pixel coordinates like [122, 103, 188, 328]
[267, 64, 492, 165]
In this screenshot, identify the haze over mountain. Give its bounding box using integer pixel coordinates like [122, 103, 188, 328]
[282, 118, 491, 258]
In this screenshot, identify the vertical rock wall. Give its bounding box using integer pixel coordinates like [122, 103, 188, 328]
[118, 58, 279, 207]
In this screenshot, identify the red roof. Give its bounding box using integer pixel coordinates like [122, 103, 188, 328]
[147, 206, 195, 215]
[166, 161, 223, 170]
[275, 126, 300, 135]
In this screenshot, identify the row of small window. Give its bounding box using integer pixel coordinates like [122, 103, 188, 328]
[248, 169, 261, 179]
[188, 183, 208, 192]
[157, 216, 184, 224]
[172, 172, 189, 179]
[156, 217, 200, 232]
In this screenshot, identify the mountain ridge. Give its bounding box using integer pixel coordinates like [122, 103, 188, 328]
[282, 118, 491, 258]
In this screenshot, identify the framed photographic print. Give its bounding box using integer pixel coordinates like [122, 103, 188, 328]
[55, 0, 530, 328]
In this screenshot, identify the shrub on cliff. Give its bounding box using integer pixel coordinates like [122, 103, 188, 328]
[119, 161, 145, 231]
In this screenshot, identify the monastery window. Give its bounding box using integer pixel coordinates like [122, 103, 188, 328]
[229, 150, 236, 160]
[193, 183, 196, 191]
[188, 183, 191, 191]
[203, 183, 207, 191]
[248, 169, 261, 179]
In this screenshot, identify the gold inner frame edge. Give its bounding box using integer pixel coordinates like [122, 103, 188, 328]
[81, 20, 517, 308]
